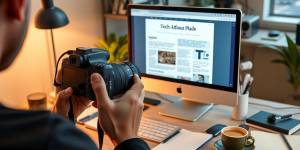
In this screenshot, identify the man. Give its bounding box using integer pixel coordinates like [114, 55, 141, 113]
[0, 0, 149, 149]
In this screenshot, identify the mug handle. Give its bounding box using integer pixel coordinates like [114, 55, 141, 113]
[245, 135, 255, 147]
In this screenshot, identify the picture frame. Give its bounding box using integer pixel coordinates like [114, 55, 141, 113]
[112, 0, 120, 14]
[118, 0, 128, 15]
[103, 0, 114, 13]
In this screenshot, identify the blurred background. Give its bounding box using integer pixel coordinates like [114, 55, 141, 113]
[1, 0, 300, 109]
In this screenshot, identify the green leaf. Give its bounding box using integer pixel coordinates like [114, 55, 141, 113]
[97, 38, 109, 49]
[118, 35, 128, 46]
[118, 44, 128, 61]
[108, 42, 118, 62]
[281, 47, 291, 59]
[96, 32, 128, 63]
[285, 34, 299, 66]
[267, 35, 300, 91]
[272, 59, 287, 65]
[107, 33, 117, 45]
[261, 44, 286, 59]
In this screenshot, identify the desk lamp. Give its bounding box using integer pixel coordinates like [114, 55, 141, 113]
[34, 0, 69, 108]
[35, 0, 69, 70]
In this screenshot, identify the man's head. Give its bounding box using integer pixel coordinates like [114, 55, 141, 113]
[0, 0, 30, 71]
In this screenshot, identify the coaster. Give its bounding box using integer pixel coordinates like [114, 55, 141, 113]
[213, 139, 255, 150]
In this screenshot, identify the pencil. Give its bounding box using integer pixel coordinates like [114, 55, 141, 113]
[280, 134, 293, 150]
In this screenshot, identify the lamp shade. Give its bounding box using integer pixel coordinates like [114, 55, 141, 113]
[35, 0, 69, 29]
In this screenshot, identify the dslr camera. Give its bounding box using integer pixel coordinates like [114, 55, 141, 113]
[60, 47, 140, 100]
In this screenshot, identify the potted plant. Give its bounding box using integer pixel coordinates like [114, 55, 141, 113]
[263, 34, 300, 100]
[96, 33, 128, 63]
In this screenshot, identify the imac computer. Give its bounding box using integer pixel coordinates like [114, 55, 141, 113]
[128, 5, 241, 121]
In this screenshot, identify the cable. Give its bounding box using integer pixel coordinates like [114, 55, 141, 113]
[68, 97, 75, 123]
[97, 121, 104, 150]
[53, 50, 74, 87]
[249, 102, 300, 110]
[53, 51, 76, 124]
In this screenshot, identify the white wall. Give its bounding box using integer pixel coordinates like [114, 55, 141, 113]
[0, 0, 104, 109]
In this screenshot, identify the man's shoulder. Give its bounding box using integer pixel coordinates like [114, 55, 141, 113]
[0, 105, 97, 150]
[0, 105, 67, 130]
[0, 105, 60, 127]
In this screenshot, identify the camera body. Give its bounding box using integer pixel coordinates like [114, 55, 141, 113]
[61, 47, 140, 100]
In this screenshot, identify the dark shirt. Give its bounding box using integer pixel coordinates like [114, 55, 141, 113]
[0, 104, 149, 150]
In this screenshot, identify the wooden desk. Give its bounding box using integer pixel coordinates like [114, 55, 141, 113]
[78, 94, 300, 150]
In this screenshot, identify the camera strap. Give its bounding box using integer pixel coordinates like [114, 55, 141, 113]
[58, 50, 104, 149]
[97, 121, 104, 150]
[67, 99, 104, 149]
[68, 97, 75, 123]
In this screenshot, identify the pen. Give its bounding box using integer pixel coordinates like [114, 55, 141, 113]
[243, 77, 253, 94]
[238, 75, 243, 95]
[241, 74, 251, 92]
[162, 130, 180, 143]
[280, 134, 292, 150]
[79, 112, 98, 123]
[239, 74, 243, 88]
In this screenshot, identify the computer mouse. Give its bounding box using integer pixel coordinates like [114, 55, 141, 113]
[239, 124, 250, 130]
[268, 30, 281, 37]
[206, 124, 227, 137]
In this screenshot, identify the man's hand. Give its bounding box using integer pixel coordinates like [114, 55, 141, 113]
[91, 73, 144, 146]
[52, 88, 91, 119]
[52, 70, 92, 119]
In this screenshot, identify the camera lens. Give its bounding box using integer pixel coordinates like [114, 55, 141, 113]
[100, 62, 141, 98]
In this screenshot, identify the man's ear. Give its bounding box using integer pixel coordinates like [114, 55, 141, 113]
[6, 0, 26, 21]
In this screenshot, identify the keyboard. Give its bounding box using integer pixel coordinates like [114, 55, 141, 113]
[138, 118, 181, 143]
[77, 107, 181, 143]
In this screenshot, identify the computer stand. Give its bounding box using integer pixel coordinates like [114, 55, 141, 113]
[159, 100, 214, 122]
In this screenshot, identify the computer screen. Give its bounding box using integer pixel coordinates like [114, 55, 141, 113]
[129, 6, 240, 92]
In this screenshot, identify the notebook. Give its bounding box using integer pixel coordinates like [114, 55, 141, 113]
[251, 130, 300, 150]
[77, 106, 98, 130]
[152, 129, 212, 150]
[246, 111, 300, 135]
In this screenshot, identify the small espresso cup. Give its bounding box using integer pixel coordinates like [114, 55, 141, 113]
[221, 126, 254, 150]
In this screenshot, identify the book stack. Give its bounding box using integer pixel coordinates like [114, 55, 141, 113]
[246, 111, 300, 135]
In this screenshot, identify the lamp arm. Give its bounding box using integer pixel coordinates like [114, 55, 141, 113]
[41, 0, 54, 9]
[50, 29, 57, 63]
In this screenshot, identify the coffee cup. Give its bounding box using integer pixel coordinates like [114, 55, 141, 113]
[221, 126, 254, 150]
